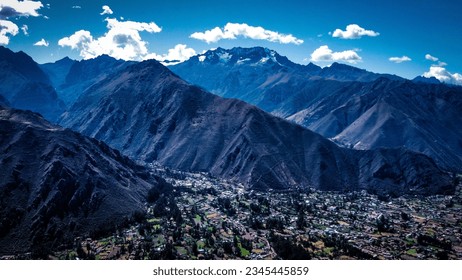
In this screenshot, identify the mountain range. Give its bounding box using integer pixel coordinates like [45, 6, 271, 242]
[169, 47, 462, 171]
[0, 45, 458, 256]
[0, 46, 65, 122]
[58, 59, 452, 195]
[41, 55, 135, 106]
[0, 105, 160, 254]
[0, 45, 456, 193]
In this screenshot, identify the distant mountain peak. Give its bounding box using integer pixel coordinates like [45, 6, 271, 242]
[86, 54, 121, 63]
[57, 56, 74, 63]
[327, 62, 365, 72]
[413, 75, 441, 84]
[195, 46, 296, 67]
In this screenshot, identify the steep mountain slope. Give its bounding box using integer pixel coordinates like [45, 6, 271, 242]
[171, 47, 462, 172]
[0, 46, 50, 85]
[288, 78, 462, 171]
[169, 47, 403, 118]
[54, 55, 135, 106]
[170, 47, 331, 118]
[0, 47, 65, 121]
[60, 59, 452, 195]
[0, 105, 160, 255]
[40, 56, 75, 89]
[170, 47, 313, 102]
[0, 46, 65, 121]
[0, 95, 9, 107]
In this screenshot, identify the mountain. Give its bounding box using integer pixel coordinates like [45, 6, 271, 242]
[40, 56, 76, 89]
[318, 62, 403, 82]
[170, 47, 314, 100]
[54, 55, 135, 106]
[169, 47, 402, 100]
[0, 95, 9, 107]
[0, 46, 65, 121]
[0, 46, 50, 85]
[170, 47, 462, 172]
[169, 47, 404, 117]
[413, 75, 442, 84]
[288, 78, 462, 171]
[0, 105, 160, 255]
[59, 59, 453, 196]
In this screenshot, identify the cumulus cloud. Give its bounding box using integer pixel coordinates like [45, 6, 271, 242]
[190, 22, 303, 45]
[72, 6, 81, 9]
[144, 44, 196, 65]
[389, 56, 411, 63]
[423, 66, 462, 86]
[33, 38, 48, 47]
[0, 1, 43, 44]
[100, 5, 113, 15]
[425, 54, 438, 62]
[0, 0, 43, 18]
[59, 18, 162, 60]
[58, 30, 92, 50]
[422, 54, 461, 85]
[0, 19, 18, 44]
[310, 45, 362, 64]
[332, 24, 379, 39]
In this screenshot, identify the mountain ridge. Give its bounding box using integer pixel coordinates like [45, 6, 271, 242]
[41, 55, 135, 106]
[170, 47, 462, 172]
[60, 58, 453, 195]
[0, 104, 160, 254]
[0, 46, 65, 122]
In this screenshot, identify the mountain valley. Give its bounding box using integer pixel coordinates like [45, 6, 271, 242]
[0, 46, 461, 259]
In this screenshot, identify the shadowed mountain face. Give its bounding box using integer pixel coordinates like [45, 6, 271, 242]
[170, 47, 462, 172]
[0, 95, 9, 107]
[40, 55, 135, 106]
[0, 47, 65, 122]
[0, 106, 159, 255]
[40, 56, 75, 89]
[288, 78, 462, 171]
[59, 59, 453, 195]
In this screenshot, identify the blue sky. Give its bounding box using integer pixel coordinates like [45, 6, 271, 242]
[1, 0, 461, 83]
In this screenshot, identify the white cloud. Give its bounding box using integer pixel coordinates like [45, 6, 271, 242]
[190, 22, 303, 45]
[21, 24, 28, 35]
[0, 1, 42, 44]
[144, 44, 196, 65]
[389, 56, 411, 63]
[100, 5, 113, 15]
[59, 18, 162, 61]
[425, 53, 448, 67]
[423, 66, 462, 86]
[0, 19, 18, 45]
[332, 24, 379, 39]
[310, 45, 362, 64]
[0, 0, 43, 18]
[33, 38, 48, 47]
[425, 54, 438, 62]
[72, 6, 81, 9]
[58, 30, 92, 50]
